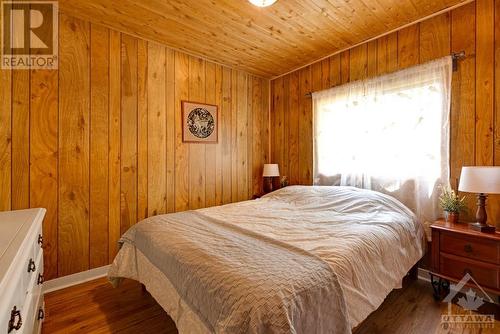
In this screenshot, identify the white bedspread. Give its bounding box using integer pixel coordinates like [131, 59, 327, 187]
[109, 186, 425, 333]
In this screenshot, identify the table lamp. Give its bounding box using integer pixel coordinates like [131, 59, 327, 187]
[458, 166, 500, 233]
[263, 164, 280, 193]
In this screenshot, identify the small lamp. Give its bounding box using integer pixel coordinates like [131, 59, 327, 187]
[263, 164, 280, 193]
[458, 166, 500, 233]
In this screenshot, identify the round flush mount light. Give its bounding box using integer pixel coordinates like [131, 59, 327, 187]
[248, 0, 278, 7]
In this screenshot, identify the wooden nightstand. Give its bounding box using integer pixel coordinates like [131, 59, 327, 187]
[430, 220, 500, 299]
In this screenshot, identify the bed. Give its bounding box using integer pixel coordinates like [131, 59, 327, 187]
[108, 185, 425, 334]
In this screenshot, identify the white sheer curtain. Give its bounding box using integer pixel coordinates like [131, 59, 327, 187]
[313, 56, 452, 225]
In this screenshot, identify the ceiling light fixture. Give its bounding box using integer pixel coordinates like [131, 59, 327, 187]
[248, 0, 278, 7]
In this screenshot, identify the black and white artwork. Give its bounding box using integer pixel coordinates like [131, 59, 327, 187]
[182, 101, 218, 143]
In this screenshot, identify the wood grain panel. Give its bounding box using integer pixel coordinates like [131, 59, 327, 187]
[147, 43, 167, 216]
[377, 32, 398, 75]
[12, 70, 30, 209]
[350, 44, 368, 81]
[205, 62, 217, 207]
[0, 69, 11, 211]
[298, 66, 312, 185]
[451, 3, 476, 219]
[120, 34, 138, 232]
[188, 57, 206, 209]
[108, 30, 121, 261]
[4, 13, 269, 279]
[165, 49, 176, 213]
[174, 51, 190, 211]
[30, 67, 58, 279]
[58, 15, 90, 276]
[137, 39, 149, 220]
[221, 67, 232, 204]
[419, 13, 450, 63]
[398, 25, 420, 68]
[89, 25, 109, 269]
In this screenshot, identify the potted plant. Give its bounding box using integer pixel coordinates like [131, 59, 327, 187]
[439, 186, 466, 224]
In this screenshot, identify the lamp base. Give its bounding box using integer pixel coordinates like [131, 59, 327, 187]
[469, 222, 496, 234]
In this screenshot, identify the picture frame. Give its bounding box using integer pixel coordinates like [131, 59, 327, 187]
[181, 100, 218, 143]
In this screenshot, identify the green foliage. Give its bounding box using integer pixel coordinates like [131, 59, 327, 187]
[439, 186, 466, 213]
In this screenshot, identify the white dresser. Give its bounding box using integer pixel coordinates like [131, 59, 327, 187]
[0, 209, 45, 334]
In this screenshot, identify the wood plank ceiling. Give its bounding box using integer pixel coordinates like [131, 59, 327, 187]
[58, 0, 469, 78]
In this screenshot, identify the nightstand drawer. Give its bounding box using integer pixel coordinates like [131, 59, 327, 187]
[440, 232, 500, 265]
[440, 253, 499, 290]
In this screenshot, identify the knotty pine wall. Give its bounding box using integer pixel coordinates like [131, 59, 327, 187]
[270, 0, 500, 226]
[0, 14, 270, 279]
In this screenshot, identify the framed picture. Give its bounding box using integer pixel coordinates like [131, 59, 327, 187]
[182, 100, 218, 143]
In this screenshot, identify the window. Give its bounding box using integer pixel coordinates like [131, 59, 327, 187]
[312, 57, 452, 224]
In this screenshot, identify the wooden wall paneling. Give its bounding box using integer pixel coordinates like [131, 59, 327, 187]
[367, 40, 378, 78]
[58, 16, 90, 276]
[246, 76, 254, 199]
[137, 39, 149, 220]
[174, 51, 190, 211]
[496, 0, 500, 168]
[0, 68, 11, 211]
[349, 44, 368, 81]
[281, 76, 290, 184]
[377, 32, 398, 75]
[298, 66, 312, 185]
[205, 62, 217, 207]
[419, 13, 451, 63]
[451, 3, 476, 219]
[12, 70, 30, 209]
[398, 25, 420, 69]
[262, 79, 270, 169]
[165, 49, 176, 213]
[214, 65, 224, 204]
[475, 0, 496, 220]
[340, 51, 350, 84]
[188, 57, 206, 209]
[272, 77, 284, 177]
[147, 43, 167, 216]
[231, 70, 238, 202]
[221, 67, 232, 204]
[251, 77, 263, 196]
[120, 34, 138, 233]
[329, 54, 341, 88]
[89, 24, 109, 268]
[30, 67, 58, 279]
[108, 30, 121, 261]
[321, 59, 331, 90]
[288, 71, 300, 185]
[236, 72, 248, 202]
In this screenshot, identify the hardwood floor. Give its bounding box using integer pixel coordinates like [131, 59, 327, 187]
[42, 278, 499, 334]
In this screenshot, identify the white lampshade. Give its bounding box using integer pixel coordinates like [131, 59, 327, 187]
[248, 0, 277, 7]
[458, 166, 500, 194]
[263, 164, 280, 177]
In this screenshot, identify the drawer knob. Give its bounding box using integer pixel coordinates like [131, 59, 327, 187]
[27, 258, 36, 273]
[464, 244, 473, 253]
[37, 308, 45, 320]
[37, 273, 44, 285]
[38, 234, 43, 247]
[8, 306, 22, 333]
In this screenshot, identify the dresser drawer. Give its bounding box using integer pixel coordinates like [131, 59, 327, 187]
[440, 253, 499, 290]
[440, 232, 499, 264]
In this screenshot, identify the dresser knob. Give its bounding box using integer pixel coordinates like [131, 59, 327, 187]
[37, 308, 45, 320]
[27, 258, 36, 273]
[38, 234, 43, 247]
[8, 306, 22, 333]
[464, 244, 473, 253]
[37, 273, 44, 285]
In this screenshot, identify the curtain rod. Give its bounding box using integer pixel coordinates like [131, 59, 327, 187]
[303, 51, 466, 97]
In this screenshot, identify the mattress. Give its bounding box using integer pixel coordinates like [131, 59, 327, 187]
[108, 185, 425, 333]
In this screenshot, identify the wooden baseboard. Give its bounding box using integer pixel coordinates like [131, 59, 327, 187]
[43, 265, 110, 294]
[418, 268, 431, 282]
